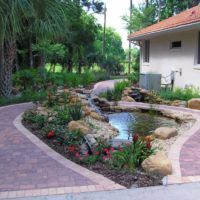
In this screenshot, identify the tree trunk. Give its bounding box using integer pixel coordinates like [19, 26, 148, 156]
[0, 40, 16, 97]
[38, 52, 45, 68]
[67, 59, 73, 72]
[145, 0, 149, 8]
[28, 36, 33, 68]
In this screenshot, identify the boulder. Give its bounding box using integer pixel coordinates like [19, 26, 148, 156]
[68, 120, 90, 135]
[121, 96, 135, 102]
[154, 127, 178, 140]
[90, 111, 105, 121]
[81, 99, 89, 106]
[188, 98, 200, 110]
[145, 134, 155, 142]
[142, 152, 172, 176]
[98, 98, 111, 107]
[82, 106, 91, 116]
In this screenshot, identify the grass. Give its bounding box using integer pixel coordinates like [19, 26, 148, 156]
[159, 86, 200, 101]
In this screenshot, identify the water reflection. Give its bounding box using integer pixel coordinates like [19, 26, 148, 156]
[108, 112, 179, 140]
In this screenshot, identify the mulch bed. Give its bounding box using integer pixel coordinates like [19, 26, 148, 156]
[22, 119, 163, 188]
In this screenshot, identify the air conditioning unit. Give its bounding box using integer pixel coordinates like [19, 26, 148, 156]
[139, 73, 161, 92]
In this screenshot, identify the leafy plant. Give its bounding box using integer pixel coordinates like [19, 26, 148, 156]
[108, 135, 155, 172]
[23, 111, 48, 128]
[128, 72, 138, 84]
[159, 86, 200, 101]
[99, 81, 130, 101]
[53, 106, 71, 125]
[68, 103, 82, 121]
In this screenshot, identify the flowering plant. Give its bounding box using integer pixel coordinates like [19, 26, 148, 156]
[108, 134, 155, 172]
[47, 130, 56, 138]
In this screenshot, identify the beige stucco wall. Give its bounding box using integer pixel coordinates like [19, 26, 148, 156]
[140, 29, 200, 88]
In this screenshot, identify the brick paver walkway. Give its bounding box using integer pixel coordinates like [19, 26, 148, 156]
[1, 80, 200, 199]
[0, 103, 123, 199]
[92, 80, 200, 184]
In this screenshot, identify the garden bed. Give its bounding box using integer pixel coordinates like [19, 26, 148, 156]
[22, 118, 163, 188]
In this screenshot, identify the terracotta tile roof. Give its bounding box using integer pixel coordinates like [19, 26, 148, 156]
[129, 5, 200, 40]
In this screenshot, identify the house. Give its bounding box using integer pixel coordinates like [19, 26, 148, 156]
[128, 5, 200, 89]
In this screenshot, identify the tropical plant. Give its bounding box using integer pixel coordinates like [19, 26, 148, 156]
[0, 0, 70, 97]
[108, 135, 155, 172]
[68, 103, 83, 121]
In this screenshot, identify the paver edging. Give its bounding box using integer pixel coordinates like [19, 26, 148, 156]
[6, 112, 125, 199]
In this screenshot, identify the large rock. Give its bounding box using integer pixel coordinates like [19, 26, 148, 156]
[121, 96, 135, 102]
[188, 98, 200, 110]
[82, 106, 91, 116]
[90, 111, 105, 121]
[142, 152, 172, 176]
[154, 127, 178, 140]
[68, 120, 90, 135]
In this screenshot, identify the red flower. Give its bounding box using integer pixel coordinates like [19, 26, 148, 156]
[68, 146, 76, 152]
[146, 142, 151, 150]
[132, 134, 139, 143]
[95, 152, 99, 155]
[104, 148, 109, 155]
[110, 147, 115, 152]
[75, 152, 80, 158]
[119, 148, 124, 151]
[102, 156, 107, 161]
[47, 131, 56, 138]
[84, 153, 89, 157]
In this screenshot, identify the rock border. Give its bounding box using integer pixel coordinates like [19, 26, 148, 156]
[116, 101, 200, 185]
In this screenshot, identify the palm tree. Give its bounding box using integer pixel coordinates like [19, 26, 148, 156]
[0, 0, 70, 97]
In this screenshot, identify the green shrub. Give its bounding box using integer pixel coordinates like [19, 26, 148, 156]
[108, 135, 155, 172]
[23, 111, 48, 128]
[13, 69, 36, 90]
[93, 70, 110, 82]
[0, 90, 46, 107]
[128, 72, 138, 84]
[58, 129, 84, 148]
[159, 86, 200, 101]
[53, 106, 71, 125]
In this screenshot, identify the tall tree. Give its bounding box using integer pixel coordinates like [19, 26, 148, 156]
[0, 0, 69, 97]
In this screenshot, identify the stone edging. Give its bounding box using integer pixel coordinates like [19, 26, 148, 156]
[0, 112, 124, 199]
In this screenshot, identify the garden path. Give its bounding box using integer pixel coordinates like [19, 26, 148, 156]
[0, 103, 123, 199]
[93, 80, 200, 184]
[1, 80, 200, 199]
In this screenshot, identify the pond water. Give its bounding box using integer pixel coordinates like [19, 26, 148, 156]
[108, 112, 180, 140]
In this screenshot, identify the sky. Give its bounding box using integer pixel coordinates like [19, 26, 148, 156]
[95, 0, 143, 49]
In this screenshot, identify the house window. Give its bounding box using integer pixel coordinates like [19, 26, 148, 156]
[171, 41, 182, 49]
[144, 40, 150, 63]
[198, 32, 200, 64]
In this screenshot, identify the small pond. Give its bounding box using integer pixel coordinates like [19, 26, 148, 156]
[108, 111, 180, 140]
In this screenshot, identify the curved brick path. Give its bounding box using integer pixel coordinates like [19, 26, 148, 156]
[93, 80, 200, 184]
[0, 103, 123, 199]
[1, 80, 200, 199]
